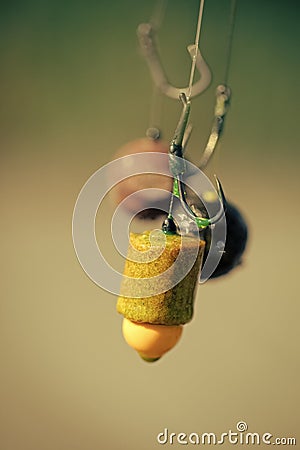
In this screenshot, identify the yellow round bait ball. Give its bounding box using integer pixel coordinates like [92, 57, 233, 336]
[122, 318, 183, 362]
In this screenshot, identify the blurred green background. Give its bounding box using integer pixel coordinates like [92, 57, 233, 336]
[1, 1, 299, 449]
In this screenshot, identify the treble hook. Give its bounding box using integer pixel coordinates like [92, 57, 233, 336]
[137, 23, 211, 100]
[167, 93, 227, 229]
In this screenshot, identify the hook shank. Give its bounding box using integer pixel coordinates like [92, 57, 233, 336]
[199, 84, 231, 170]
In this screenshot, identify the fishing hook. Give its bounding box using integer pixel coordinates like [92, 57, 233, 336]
[198, 84, 231, 170]
[167, 93, 226, 229]
[137, 23, 211, 100]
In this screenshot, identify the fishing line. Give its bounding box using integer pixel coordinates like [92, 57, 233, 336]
[147, 0, 168, 133]
[150, 0, 168, 30]
[187, 0, 205, 98]
[223, 0, 238, 85]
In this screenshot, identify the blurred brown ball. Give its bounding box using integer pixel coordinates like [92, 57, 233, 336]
[110, 137, 172, 217]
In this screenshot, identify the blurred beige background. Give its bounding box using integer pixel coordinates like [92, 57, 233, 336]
[1, 1, 299, 449]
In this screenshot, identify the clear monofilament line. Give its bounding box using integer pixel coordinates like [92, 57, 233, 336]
[148, 0, 168, 131]
[150, 0, 168, 30]
[168, 189, 174, 216]
[223, 0, 238, 86]
[187, 0, 205, 99]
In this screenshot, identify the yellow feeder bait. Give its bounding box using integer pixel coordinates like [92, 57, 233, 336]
[117, 231, 205, 362]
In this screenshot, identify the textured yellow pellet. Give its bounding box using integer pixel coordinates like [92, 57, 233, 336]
[117, 231, 205, 325]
